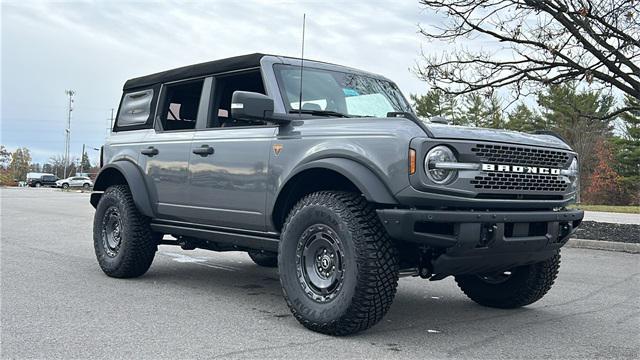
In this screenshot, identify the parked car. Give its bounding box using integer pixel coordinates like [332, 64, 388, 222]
[90, 53, 584, 335]
[57, 176, 93, 189]
[27, 174, 58, 187]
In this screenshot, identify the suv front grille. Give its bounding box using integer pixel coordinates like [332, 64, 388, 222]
[471, 144, 571, 168]
[470, 172, 568, 192]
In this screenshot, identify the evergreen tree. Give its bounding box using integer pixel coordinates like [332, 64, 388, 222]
[485, 93, 505, 129]
[537, 83, 614, 194]
[613, 95, 640, 205]
[446, 94, 466, 126]
[411, 89, 452, 119]
[506, 103, 547, 132]
[615, 95, 640, 177]
[463, 93, 487, 127]
[81, 151, 91, 173]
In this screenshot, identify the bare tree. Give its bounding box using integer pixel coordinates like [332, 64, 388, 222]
[415, 0, 640, 118]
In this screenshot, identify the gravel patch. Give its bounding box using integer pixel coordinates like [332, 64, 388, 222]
[573, 221, 640, 243]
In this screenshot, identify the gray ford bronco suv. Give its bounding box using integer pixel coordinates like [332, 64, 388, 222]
[91, 53, 584, 335]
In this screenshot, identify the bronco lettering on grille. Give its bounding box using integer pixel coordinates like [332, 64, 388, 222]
[482, 163, 560, 175]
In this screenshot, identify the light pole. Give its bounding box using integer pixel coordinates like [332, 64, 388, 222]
[64, 90, 75, 178]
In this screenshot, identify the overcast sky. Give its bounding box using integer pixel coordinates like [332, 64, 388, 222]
[1, 0, 455, 164]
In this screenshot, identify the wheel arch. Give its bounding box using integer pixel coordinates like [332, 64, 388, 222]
[270, 158, 398, 232]
[90, 161, 154, 217]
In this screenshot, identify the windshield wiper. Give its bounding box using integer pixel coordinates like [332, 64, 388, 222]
[289, 109, 352, 118]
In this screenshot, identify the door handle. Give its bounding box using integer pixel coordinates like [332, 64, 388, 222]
[192, 145, 214, 156]
[141, 147, 159, 157]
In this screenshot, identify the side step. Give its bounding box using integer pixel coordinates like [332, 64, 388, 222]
[150, 220, 279, 252]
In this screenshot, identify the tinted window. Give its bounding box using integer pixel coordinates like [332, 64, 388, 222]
[208, 70, 265, 128]
[117, 89, 154, 126]
[158, 80, 204, 131]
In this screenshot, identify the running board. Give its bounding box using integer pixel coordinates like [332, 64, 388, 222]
[150, 221, 279, 252]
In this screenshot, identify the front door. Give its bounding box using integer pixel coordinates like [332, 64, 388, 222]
[187, 126, 276, 230]
[185, 70, 275, 231]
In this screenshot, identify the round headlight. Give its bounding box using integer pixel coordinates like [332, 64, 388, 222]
[425, 145, 457, 184]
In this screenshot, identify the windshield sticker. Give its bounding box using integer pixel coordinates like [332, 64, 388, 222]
[342, 88, 359, 97]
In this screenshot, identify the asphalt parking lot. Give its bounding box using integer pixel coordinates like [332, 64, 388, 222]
[1, 188, 639, 359]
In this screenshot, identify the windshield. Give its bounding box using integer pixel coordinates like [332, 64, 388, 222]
[274, 64, 412, 117]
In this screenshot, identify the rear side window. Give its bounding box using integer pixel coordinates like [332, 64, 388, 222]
[116, 89, 155, 127]
[157, 80, 204, 131]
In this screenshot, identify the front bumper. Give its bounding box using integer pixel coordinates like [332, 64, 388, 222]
[377, 208, 584, 276]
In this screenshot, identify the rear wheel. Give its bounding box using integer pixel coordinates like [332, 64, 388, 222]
[93, 184, 158, 278]
[278, 191, 399, 335]
[248, 250, 278, 267]
[83, 183, 91, 190]
[455, 252, 561, 309]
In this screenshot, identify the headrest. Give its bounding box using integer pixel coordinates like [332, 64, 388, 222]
[179, 100, 198, 120]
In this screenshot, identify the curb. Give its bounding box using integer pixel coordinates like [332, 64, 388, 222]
[566, 238, 640, 254]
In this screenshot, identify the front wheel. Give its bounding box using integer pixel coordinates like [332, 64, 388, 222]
[278, 191, 399, 335]
[34, 182, 41, 188]
[62, 183, 69, 189]
[93, 184, 158, 278]
[455, 252, 561, 309]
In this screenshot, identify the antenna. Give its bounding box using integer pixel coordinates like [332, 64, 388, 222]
[298, 13, 306, 115]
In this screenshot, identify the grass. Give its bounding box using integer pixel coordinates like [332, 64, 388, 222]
[571, 204, 640, 214]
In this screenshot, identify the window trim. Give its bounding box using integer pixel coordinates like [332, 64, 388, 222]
[154, 77, 208, 133]
[204, 68, 269, 130]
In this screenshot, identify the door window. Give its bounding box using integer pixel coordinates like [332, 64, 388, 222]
[208, 70, 265, 128]
[158, 80, 204, 131]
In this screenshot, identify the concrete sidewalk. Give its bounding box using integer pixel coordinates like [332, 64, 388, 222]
[583, 210, 640, 224]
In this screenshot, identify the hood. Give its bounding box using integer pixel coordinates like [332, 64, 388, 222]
[424, 124, 572, 150]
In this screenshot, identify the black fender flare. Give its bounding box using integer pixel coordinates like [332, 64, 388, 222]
[90, 161, 155, 217]
[283, 158, 398, 205]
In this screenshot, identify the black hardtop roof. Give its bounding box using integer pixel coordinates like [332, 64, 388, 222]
[123, 53, 266, 90]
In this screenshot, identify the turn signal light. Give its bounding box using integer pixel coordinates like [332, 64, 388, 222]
[409, 148, 416, 175]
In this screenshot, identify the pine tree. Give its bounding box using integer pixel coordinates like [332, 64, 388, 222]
[463, 93, 487, 127]
[506, 103, 547, 132]
[411, 89, 452, 119]
[537, 83, 614, 195]
[485, 93, 505, 129]
[613, 95, 640, 205]
[446, 93, 466, 126]
[81, 151, 92, 173]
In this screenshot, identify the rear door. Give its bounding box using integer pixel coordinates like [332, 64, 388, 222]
[139, 78, 209, 221]
[185, 70, 276, 231]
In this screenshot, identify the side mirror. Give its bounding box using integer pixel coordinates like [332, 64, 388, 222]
[231, 91, 274, 122]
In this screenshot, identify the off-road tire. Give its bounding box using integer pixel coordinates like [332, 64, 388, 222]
[455, 252, 561, 309]
[93, 184, 158, 278]
[278, 191, 399, 335]
[248, 250, 278, 267]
